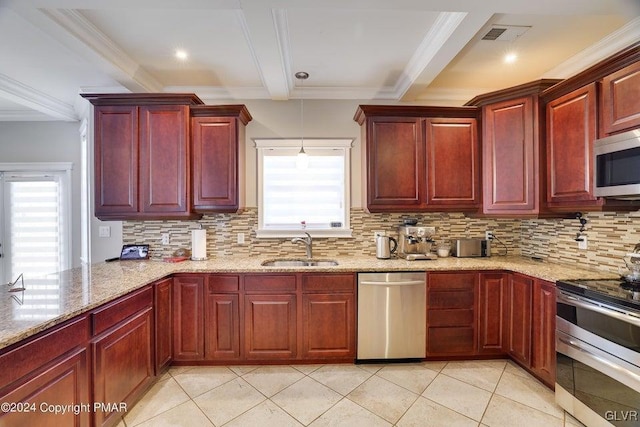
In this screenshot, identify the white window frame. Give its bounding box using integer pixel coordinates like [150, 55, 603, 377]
[255, 138, 353, 238]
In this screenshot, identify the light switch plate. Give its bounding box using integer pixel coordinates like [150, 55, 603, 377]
[98, 226, 111, 238]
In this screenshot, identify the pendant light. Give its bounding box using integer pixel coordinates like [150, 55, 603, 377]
[295, 71, 309, 169]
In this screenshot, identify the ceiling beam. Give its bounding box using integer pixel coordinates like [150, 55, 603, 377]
[238, 5, 291, 100]
[399, 11, 493, 101]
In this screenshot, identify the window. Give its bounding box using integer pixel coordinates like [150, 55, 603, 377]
[255, 139, 352, 238]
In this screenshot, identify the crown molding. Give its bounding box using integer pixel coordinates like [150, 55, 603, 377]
[543, 16, 640, 79]
[0, 110, 56, 121]
[40, 9, 163, 92]
[0, 73, 77, 121]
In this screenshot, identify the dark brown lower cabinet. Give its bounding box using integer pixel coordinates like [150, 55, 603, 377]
[301, 273, 356, 360]
[154, 278, 173, 373]
[173, 275, 205, 361]
[302, 293, 355, 359]
[507, 273, 533, 367]
[244, 294, 297, 359]
[478, 273, 508, 355]
[206, 294, 241, 360]
[532, 279, 556, 387]
[91, 288, 154, 427]
[0, 317, 91, 427]
[426, 272, 478, 356]
[205, 275, 241, 361]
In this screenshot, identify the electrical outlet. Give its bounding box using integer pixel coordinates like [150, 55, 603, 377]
[373, 230, 385, 242]
[578, 236, 588, 250]
[161, 233, 170, 245]
[237, 233, 245, 244]
[98, 226, 111, 238]
[485, 230, 494, 240]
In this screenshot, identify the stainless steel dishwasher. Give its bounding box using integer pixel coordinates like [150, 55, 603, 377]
[357, 272, 426, 360]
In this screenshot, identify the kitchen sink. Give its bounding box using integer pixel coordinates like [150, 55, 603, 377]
[261, 259, 339, 267]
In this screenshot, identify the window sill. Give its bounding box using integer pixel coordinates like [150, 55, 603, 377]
[256, 229, 353, 239]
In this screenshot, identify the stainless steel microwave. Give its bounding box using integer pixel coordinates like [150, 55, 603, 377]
[594, 129, 640, 199]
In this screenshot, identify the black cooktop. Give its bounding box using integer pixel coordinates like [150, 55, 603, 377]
[556, 278, 640, 311]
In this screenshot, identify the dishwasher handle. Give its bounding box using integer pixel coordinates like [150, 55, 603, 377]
[359, 280, 425, 287]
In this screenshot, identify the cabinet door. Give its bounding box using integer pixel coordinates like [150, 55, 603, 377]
[173, 276, 204, 360]
[483, 97, 537, 213]
[0, 348, 90, 427]
[154, 278, 172, 373]
[507, 274, 533, 366]
[425, 118, 480, 209]
[546, 84, 598, 206]
[139, 105, 190, 215]
[302, 293, 355, 359]
[192, 117, 240, 212]
[602, 61, 640, 135]
[478, 273, 508, 355]
[92, 308, 154, 427]
[244, 294, 297, 359]
[532, 280, 556, 387]
[94, 105, 139, 218]
[365, 117, 425, 211]
[205, 294, 241, 360]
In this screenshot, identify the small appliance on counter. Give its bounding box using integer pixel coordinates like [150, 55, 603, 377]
[376, 235, 398, 259]
[452, 238, 491, 258]
[397, 225, 437, 260]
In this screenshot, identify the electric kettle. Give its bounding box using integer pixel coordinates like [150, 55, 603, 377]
[376, 235, 398, 259]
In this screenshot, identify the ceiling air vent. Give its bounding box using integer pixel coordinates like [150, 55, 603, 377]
[481, 25, 531, 42]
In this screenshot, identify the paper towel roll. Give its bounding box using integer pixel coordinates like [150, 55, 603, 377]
[191, 229, 207, 261]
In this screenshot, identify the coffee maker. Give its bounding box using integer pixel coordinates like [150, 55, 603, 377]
[397, 225, 437, 260]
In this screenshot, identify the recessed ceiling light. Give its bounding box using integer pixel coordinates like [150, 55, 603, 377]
[175, 49, 188, 61]
[504, 52, 518, 64]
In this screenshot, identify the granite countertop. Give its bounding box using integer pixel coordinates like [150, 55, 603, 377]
[0, 255, 617, 351]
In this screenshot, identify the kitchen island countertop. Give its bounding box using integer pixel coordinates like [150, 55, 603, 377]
[0, 255, 618, 351]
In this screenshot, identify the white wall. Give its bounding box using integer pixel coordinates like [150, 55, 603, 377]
[0, 121, 83, 267]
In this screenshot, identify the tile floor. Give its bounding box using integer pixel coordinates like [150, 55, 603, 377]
[115, 359, 586, 427]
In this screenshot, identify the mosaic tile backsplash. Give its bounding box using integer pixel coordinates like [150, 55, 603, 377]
[123, 209, 640, 275]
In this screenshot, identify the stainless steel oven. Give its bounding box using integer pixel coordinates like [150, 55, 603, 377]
[556, 280, 640, 426]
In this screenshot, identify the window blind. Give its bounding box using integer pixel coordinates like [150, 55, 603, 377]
[263, 153, 345, 229]
[3, 173, 68, 319]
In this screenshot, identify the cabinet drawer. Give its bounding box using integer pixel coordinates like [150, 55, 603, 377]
[428, 327, 475, 354]
[92, 286, 153, 336]
[428, 272, 476, 290]
[428, 291, 474, 309]
[0, 316, 89, 390]
[208, 275, 240, 293]
[244, 275, 296, 293]
[428, 309, 474, 327]
[302, 274, 354, 293]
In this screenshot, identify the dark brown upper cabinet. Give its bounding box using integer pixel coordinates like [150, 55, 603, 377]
[190, 105, 252, 213]
[354, 105, 480, 213]
[601, 60, 640, 135]
[467, 80, 560, 217]
[83, 94, 204, 220]
[83, 95, 252, 220]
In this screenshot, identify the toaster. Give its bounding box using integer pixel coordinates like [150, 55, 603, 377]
[452, 238, 491, 257]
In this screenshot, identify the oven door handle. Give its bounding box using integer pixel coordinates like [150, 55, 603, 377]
[557, 333, 640, 392]
[557, 290, 640, 328]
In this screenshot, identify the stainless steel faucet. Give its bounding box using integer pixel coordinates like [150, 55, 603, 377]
[292, 232, 313, 259]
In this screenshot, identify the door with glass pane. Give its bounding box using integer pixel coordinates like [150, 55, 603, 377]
[1, 172, 69, 284]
